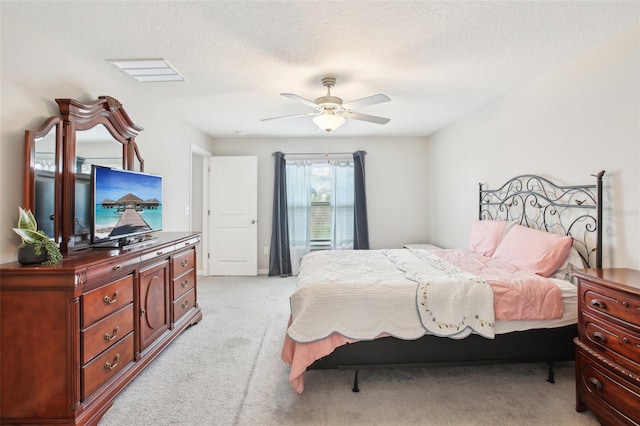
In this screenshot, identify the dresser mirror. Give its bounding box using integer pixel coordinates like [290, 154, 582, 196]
[24, 97, 144, 252]
[74, 124, 128, 237]
[27, 117, 62, 240]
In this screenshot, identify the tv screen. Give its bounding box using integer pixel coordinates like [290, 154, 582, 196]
[92, 166, 163, 246]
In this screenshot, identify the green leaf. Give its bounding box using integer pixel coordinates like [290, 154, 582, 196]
[17, 207, 37, 232]
[12, 228, 46, 244]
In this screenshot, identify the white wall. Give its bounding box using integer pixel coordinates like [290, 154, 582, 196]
[425, 25, 639, 269]
[210, 137, 430, 272]
[0, 13, 211, 263]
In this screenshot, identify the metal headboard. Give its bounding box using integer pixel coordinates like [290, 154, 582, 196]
[479, 171, 605, 268]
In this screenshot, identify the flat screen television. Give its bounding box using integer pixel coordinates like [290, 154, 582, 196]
[91, 165, 163, 248]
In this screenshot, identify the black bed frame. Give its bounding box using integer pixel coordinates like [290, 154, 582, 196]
[308, 171, 605, 391]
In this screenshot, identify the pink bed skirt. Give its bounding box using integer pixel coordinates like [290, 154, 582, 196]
[281, 326, 358, 393]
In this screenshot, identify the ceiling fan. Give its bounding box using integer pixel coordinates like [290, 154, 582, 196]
[262, 77, 390, 132]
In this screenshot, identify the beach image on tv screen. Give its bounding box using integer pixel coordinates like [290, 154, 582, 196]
[94, 168, 162, 241]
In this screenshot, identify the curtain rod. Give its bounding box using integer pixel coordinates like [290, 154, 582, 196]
[271, 151, 366, 156]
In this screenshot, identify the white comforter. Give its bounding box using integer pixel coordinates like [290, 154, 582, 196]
[287, 249, 495, 343]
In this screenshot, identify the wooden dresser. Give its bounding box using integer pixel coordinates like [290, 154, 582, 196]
[574, 268, 640, 425]
[0, 232, 202, 425]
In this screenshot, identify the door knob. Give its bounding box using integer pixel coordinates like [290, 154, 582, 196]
[251, 220, 256, 224]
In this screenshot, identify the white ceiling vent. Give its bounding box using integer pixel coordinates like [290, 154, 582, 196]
[108, 59, 186, 82]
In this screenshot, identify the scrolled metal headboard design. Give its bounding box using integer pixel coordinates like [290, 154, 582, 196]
[479, 171, 605, 268]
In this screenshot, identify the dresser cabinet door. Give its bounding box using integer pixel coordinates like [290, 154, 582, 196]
[138, 260, 170, 352]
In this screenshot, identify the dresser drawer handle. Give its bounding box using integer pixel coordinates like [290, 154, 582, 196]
[181, 279, 189, 288]
[103, 291, 120, 304]
[112, 265, 121, 271]
[156, 250, 164, 256]
[104, 353, 120, 370]
[588, 377, 602, 391]
[621, 301, 629, 307]
[104, 326, 120, 342]
[181, 300, 190, 309]
[622, 337, 630, 344]
[592, 332, 607, 344]
[590, 299, 607, 310]
[180, 260, 188, 267]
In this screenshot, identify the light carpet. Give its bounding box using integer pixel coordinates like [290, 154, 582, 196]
[99, 275, 599, 426]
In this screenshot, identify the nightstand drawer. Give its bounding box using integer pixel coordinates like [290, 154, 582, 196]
[581, 281, 640, 330]
[576, 349, 640, 424]
[582, 312, 640, 373]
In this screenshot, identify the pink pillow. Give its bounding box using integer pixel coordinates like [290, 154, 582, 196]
[492, 224, 573, 277]
[469, 220, 508, 256]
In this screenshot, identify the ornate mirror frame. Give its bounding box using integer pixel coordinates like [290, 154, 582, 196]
[24, 96, 144, 252]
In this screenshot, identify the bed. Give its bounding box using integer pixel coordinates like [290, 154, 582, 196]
[281, 171, 605, 393]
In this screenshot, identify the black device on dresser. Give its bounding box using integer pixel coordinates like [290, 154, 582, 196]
[574, 268, 640, 425]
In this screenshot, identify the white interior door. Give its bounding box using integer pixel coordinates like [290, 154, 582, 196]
[208, 156, 258, 276]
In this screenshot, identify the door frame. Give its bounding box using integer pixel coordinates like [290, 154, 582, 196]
[190, 145, 211, 276]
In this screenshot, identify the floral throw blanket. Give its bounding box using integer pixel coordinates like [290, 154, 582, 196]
[385, 249, 495, 338]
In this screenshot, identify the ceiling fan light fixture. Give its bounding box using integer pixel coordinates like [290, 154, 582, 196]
[312, 110, 345, 132]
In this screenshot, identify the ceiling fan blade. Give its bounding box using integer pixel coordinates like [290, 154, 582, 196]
[346, 111, 390, 125]
[261, 112, 317, 122]
[281, 93, 319, 109]
[342, 94, 390, 110]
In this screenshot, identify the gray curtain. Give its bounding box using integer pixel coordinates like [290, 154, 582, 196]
[268, 152, 292, 276]
[353, 151, 369, 249]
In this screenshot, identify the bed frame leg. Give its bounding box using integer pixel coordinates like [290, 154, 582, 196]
[352, 370, 360, 392]
[546, 362, 555, 384]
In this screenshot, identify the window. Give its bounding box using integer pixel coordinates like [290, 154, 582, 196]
[310, 163, 332, 250]
[286, 159, 354, 272]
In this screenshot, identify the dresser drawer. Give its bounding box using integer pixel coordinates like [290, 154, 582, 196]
[82, 275, 134, 328]
[82, 304, 134, 364]
[84, 255, 139, 284]
[175, 236, 200, 252]
[581, 281, 640, 331]
[82, 332, 134, 400]
[141, 244, 175, 264]
[576, 349, 640, 424]
[173, 288, 195, 323]
[173, 269, 196, 301]
[172, 248, 195, 279]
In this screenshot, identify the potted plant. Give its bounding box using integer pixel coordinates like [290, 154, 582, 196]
[12, 207, 63, 265]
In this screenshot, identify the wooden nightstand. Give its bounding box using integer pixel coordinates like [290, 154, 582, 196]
[403, 244, 441, 250]
[573, 268, 640, 425]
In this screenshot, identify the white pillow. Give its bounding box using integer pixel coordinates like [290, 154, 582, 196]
[552, 247, 585, 281]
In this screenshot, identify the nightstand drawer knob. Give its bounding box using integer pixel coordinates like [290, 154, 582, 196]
[623, 337, 630, 344]
[622, 301, 630, 307]
[592, 332, 607, 343]
[590, 299, 607, 310]
[588, 377, 603, 391]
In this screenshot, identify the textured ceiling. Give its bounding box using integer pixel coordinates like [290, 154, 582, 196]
[3, 1, 638, 138]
